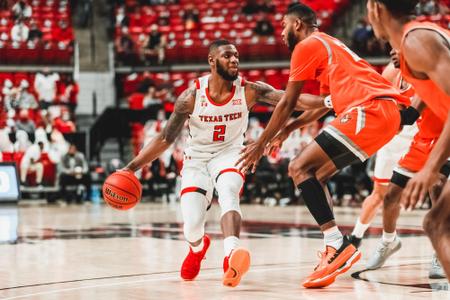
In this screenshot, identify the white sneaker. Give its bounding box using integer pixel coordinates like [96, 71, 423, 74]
[429, 253, 446, 279]
[366, 237, 402, 270]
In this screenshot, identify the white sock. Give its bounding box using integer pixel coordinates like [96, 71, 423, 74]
[224, 236, 240, 257]
[190, 238, 204, 253]
[323, 226, 344, 249]
[352, 218, 370, 239]
[382, 231, 396, 243]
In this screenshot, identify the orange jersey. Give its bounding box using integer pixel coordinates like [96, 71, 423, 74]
[289, 32, 409, 114]
[400, 21, 450, 122]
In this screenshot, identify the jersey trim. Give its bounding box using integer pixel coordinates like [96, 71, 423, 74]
[215, 168, 245, 182]
[205, 85, 236, 106]
[312, 35, 332, 66]
[180, 186, 207, 197]
[194, 79, 200, 89]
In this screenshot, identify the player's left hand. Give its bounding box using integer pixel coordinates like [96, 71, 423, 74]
[236, 141, 265, 174]
[401, 167, 439, 210]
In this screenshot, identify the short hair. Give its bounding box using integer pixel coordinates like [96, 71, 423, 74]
[209, 40, 233, 53]
[286, 3, 318, 28]
[374, 0, 418, 17]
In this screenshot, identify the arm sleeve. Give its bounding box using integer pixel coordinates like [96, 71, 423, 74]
[289, 37, 328, 82]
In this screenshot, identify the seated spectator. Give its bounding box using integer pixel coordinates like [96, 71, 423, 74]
[17, 80, 38, 110]
[115, 5, 129, 28]
[58, 75, 79, 113]
[416, 0, 440, 15]
[47, 129, 69, 163]
[141, 24, 166, 65]
[11, 20, 29, 42]
[0, 128, 14, 152]
[20, 141, 44, 186]
[16, 109, 36, 139]
[27, 20, 43, 45]
[243, 0, 260, 15]
[14, 129, 31, 152]
[142, 85, 161, 107]
[158, 10, 170, 26]
[183, 4, 200, 30]
[259, 0, 275, 13]
[53, 110, 76, 134]
[253, 14, 274, 37]
[34, 68, 60, 109]
[352, 19, 372, 55]
[53, 20, 74, 47]
[59, 144, 90, 203]
[3, 79, 19, 112]
[115, 26, 137, 65]
[12, 0, 32, 20]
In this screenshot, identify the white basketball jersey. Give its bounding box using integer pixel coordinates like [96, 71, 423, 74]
[184, 75, 249, 159]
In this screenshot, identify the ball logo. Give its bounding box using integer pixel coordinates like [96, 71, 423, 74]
[0, 171, 10, 193]
[105, 187, 129, 202]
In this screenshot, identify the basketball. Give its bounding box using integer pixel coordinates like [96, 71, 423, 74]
[102, 170, 142, 210]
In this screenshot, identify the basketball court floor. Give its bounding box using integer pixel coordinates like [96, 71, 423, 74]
[0, 202, 448, 299]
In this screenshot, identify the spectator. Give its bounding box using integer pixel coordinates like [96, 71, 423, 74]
[253, 14, 274, 36]
[53, 110, 76, 134]
[416, 0, 439, 15]
[11, 20, 29, 42]
[27, 20, 43, 45]
[141, 24, 166, 65]
[243, 0, 260, 15]
[34, 68, 60, 109]
[53, 20, 74, 47]
[351, 19, 372, 55]
[16, 109, 35, 139]
[12, 0, 32, 20]
[0, 128, 13, 152]
[14, 129, 31, 152]
[183, 4, 200, 30]
[20, 141, 44, 186]
[58, 75, 79, 113]
[3, 79, 19, 112]
[17, 80, 38, 110]
[115, 5, 129, 27]
[142, 85, 161, 107]
[47, 129, 69, 164]
[158, 10, 170, 26]
[259, 0, 275, 13]
[115, 26, 137, 65]
[59, 144, 89, 203]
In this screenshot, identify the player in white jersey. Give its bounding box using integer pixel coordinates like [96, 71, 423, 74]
[122, 40, 323, 287]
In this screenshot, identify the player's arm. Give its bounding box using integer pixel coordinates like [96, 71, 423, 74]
[266, 107, 330, 155]
[400, 94, 426, 125]
[401, 30, 450, 209]
[124, 87, 195, 172]
[245, 80, 325, 111]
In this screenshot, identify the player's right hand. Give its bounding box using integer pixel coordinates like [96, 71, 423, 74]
[266, 130, 289, 156]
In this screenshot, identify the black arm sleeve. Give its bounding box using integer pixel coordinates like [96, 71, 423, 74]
[400, 106, 420, 126]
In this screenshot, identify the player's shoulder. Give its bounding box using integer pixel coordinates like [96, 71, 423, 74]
[403, 28, 448, 69]
[292, 33, 328, 56]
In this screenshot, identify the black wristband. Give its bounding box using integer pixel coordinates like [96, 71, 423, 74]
[400, 106, 420, 126]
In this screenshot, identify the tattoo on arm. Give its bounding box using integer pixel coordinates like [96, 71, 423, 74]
[161, 87, 195, 143]
[248, 81, 284, 107]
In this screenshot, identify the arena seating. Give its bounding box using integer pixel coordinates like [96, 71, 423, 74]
[114, 0, 351, 63]
[0, 0, 74, 65]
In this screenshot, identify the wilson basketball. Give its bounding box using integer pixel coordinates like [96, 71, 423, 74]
[102, 170, 142, 210]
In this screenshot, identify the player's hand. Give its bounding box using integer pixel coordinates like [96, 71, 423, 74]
[401, 167, 439, 211]
[266, 130, 289, 156]
[236, 141, 265, 174]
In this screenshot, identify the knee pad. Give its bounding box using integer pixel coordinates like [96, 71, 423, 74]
[216, 172, 244, 218]
[180, 192, 207, 243]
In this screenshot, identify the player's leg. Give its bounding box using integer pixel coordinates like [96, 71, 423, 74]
[210, 149, 249, 287]
[293, 99, 400, 288]
[424, 181, 450, 279]
[179, 160, 213, 281]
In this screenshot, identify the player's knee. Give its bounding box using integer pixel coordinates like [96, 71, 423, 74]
[183, 222, 204, 243]
[180, 193, 207, 243]
[383, 188, 400, 207]
[216, 173, 243, 218]
[288, 159, 310, 183]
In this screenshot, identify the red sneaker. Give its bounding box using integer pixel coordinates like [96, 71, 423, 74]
[223, 248, 251, 287]
[180, 235, 211, 281]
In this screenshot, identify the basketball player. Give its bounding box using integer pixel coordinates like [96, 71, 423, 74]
[122, 40, 322, 287]
[237, 3, 410, 288]
[367, 0, 450, 278]
[347, 50, 420, 248]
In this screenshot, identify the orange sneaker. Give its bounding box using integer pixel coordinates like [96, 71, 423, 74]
[303, 237, 361, 288]
[222, 248, 251, 287]
[223, 255, 229, 273]
[180, 235, 211, 281]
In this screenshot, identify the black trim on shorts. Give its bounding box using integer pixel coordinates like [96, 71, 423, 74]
[391, 171, 410, 188]
[315, 131, 361, 169]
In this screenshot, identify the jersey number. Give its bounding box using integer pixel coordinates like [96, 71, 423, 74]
[213, 125, 226, 142]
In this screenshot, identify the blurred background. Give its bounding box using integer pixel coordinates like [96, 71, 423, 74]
[0, 0, 448, 207]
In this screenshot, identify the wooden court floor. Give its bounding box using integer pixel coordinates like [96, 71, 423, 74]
[0, 202, 448, 299]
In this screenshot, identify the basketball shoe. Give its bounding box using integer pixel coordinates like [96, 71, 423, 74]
[303, 236, 361, 288]
[366, 237, 401, 270]
[347, 234, 362, 249]
[222, 248, 251, 287]
[180, 235, 211, 280]
[429, 253, 446, 279]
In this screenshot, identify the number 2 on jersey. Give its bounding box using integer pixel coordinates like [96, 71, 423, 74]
[213, 125, 226, 142]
